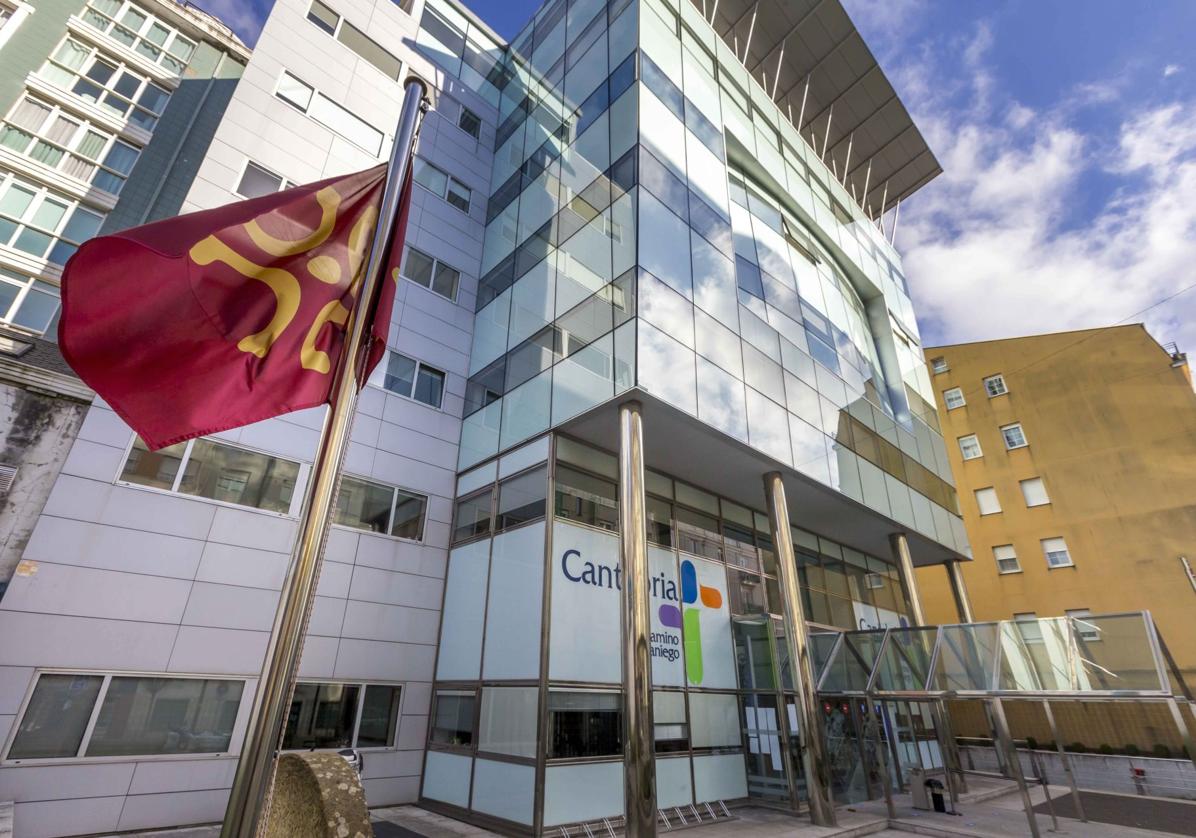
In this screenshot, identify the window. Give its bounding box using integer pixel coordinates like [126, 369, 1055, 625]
[1065, 609, 1100, 642]
[431, 690, 475, 747]
[235, 161, 292, 198]
[0, 267, 60, 333]
[399, 245, 459, 300]
[413, 157, 471, 213]
[548, 690, 621, 758]
[452, 486, 493, 543]
[304, 0, 401, 78]
[457, 105, 481, 140]
[974, 487, 1001, 516]
[958, 434, 983, 460]
[275, 71, 384, 155]
[1020, 477, 1050, 507]
[1001, 423, 1028, 450]
[654, 691, 688, 753]
[554, 464, 617, 531]
[495, 466, 546, 531]
[931, 356, 948, 374]
[373, 350, 446, 408]
[864, 572, 885, 590]
[943, 387, 965, 410]
[335, 475, 426, 540]
[1013, 612, 1043, 644]
[984, 374, 1008, 397]
[79, 0, 196, 74]
[993, 544, 1020, 574]
[119, 436, 301, 515]
[0, 95, 141, 194]
[6, 673, 243, 760]
[39, 38, 171, 130]
[1042, 536, 1073, 568]
[282, 682, 400, 750]
[0, 173, 105, 265]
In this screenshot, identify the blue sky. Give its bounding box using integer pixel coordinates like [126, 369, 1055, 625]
[199, 0, 1196, 352]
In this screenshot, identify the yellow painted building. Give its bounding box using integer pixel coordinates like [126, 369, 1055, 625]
[915, 324, 1196, 687]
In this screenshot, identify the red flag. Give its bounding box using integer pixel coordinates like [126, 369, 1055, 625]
[58, 164, 413, 449]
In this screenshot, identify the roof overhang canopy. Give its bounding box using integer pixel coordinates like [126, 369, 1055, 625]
[692, 0, 941, 214]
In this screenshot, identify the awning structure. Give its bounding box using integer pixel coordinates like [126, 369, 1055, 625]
[692, 0, 941, 215]
[813, 611, 1191, 699]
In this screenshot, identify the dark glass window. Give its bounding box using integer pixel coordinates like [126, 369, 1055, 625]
[7, 674, 103, 759]
[675, 506, 722, 560]
[283, 683, 360, 750]
[554, 464, 617, 531]
[357, 685, 401, 748]
[549, 691, 621, 758]
[453, 488, 493, 543]
[722, 523, 759, 572]
[430, 691, 475, 747]
[458, 106, 481, 139]
[735, 255, 764, 299]
[654, 691, 689, 753]
[646, 495, 673, 546]
[496, 467, 547, 531]
[465, 357, 505, 417]
[728, 569, 769, 616]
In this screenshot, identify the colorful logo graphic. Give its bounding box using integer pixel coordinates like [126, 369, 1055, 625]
[658, 559, 723, 684]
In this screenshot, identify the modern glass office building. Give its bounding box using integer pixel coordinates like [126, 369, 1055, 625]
[0, 0, 968, 834]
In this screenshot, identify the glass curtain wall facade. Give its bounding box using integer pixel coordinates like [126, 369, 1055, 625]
[415, 0, 963, 829]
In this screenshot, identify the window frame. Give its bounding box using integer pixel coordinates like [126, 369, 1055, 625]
[1019, 477, 1050, 507]
[78, 0, 197, 75]
[974, 486, 1001, 516]
[281, 679, 404, 752]
[368, 349, 448, 409]
[930, 356, 948, 374]
[333, 473, 428, 542]
[40, 36, 172, 130]
[0, 172, 106, 266]
[233, 159, 294, 199]
[398, 244, 460, 301]
[942, 387, 965, 410]
[303, 0, 402, 80]
[957, 434, 983, 460]
[413, 156, 471, 213]
[993, 544, 1021, 575]
[1000, 422, 1028, 450]
[0, 94, 141, 195]
[456, 103, 482, 140]
[984, 373, 1008, 397]
[2, 670, 249, 764]
[115, 435, 307, 518]
[273, 70, 385, 156]
[0, 266, 60, 334]
[1041, 536, 1074, 569]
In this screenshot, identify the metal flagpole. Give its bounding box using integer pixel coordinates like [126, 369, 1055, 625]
[221, 76, 429, 838]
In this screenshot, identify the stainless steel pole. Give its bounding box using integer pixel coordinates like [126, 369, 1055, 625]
[221, 77, 428, 838]
[764, 472, 835, 826]
[1042, 700, 1085, 822]
[944, 560, 975, 623]
[990, 698, 1041, 838]
[890, 533, 925, 627]
[619, 401, 656, 836]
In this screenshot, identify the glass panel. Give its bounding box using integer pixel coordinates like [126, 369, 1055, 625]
[654, 690, 688, 753]
[479, 686, 538, 758]
[383, 352, 416, 396]
[548, 691, 621, 758]
[1073, 613, 1164, 692]
[452, 488, 492, 543]
[281, 683, 360, 749]
[334, 475, 394, 533]
[401, 246, 435, 287]
[733, 616, 775, 689]
[87, 677, 244, 756]
[178, 439, 299, 513]
[675, 505, 721, 561]
[431, 690, 476, 746]
[391, 490, 426, 540]
[554, 463, 617, 531]
[495, 466, 546, 531]
[357, 685, 401, 747]
[60, 207, 104, 242]
[688, 692, 739, 748]
[0, 184, 35, 218]
[237, 162, 283, 198]
[120, 436, 186, 489]
[820, 630, 887, 693]
[414, 365, 445, 408]
[997, 617, 1075, 691]
[872, 627, 937, 692]
[7, 674, 103, 759]
[810, 631, 841, 681]
[741, 692, 787, 799]
[933, 623, 1000, 691]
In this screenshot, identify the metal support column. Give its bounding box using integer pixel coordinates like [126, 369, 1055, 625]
[1166, 698, 1196, 774]
[989, 698, 1041, 838]
[889, 533, 925, 627]
[1042, 700, 1085, 822]
[619, 401, 656, 836]
[764, 472, 835, 826]
[944, 560, 975, 623]
[935, 698, 968, 795]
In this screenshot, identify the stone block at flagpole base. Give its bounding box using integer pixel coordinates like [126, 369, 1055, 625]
[263, 752, 373, 838]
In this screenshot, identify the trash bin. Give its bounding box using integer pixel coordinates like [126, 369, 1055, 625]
[926, 778, 946, 813]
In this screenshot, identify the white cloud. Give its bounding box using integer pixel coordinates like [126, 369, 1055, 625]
[1164, 64, 1182, 78]
[887, 25, 1196, 355]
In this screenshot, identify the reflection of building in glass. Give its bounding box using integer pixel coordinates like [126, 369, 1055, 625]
[0, 0, 980, 832]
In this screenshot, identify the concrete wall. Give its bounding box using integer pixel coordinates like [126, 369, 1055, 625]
[917, 325, 1196, 685]
[0, 384, 88, 591]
